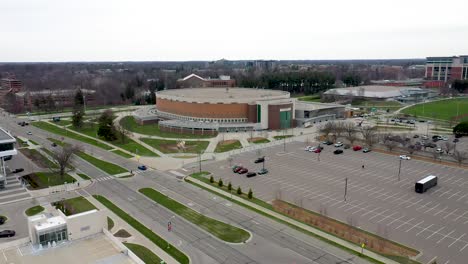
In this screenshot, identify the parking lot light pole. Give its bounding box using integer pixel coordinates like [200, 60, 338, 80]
[344, 177, 348, 202]
[398, 159, 402, 181]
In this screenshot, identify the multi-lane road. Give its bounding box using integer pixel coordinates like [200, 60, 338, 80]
[0, 115, 373, 264]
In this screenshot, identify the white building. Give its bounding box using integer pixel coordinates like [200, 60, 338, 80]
[0, 128, 17, 189]
[28, 208, 105, 247]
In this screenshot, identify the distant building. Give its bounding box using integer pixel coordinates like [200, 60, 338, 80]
[15, 89, 96, 112]
[424, 56, 468, 88]
[0, 78, 22, 105]
[176, 74, 236, 88]
[323, 85, 437, 103]
[0, 128, 17, 189]
[370, 79, 423, 87]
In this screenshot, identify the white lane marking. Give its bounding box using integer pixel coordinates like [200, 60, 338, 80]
[406, 220, 424, 233]
[416, 224, 434, 236]
[437, 230, 455, 244]
[427, 226, 445, 239]
[448, 234, 465, 247]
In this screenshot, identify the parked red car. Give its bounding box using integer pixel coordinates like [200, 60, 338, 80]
[234, 166, 243, 173]
[238, 168, 248, 174]
[313, 148, 321, 153]
[353, 145, 362, 151]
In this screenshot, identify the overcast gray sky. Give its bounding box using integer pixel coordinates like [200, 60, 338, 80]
[2, 0, 468, 62]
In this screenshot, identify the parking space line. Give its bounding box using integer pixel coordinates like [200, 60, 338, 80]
[395, 217, 415, 230]
[439, 188, 454, 197]
[434, 206, 448, 216]
[368, 209, 389, 221]
[427, 226, 445, 239]
[459, 243, 468, 252]
[443, 209, 459, 219]
[387, 215, 405, 226]
[406, 220, 424, 233]
[405, 198, 423, 208]
[416, 224, 434, 236]
[426, 203, 440, 214]
[456, 194, 468, 202]
[448, 234, 465, 247]
[352, 204, 374, 215]
[376, 212, 399, 223]
[437, 230, 455, 244]
[454, 211, 468, 222]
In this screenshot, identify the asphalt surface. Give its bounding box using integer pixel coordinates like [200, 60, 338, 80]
[0, 115, 374, 264]
[203, 141, 468, 264]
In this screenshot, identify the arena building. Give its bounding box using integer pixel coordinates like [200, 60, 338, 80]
[141, 87, 346, 135]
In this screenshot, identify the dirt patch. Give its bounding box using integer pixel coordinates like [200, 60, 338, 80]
[219, 140, 238, 145]
[114, 229, 132, 238]
[272, 200, 418, 258]
[248, 137, 266, 143]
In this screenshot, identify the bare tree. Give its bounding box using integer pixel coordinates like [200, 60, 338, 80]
[343, 122, 358, 145]
[383, 140, 398, 152]
[331, 121, 345, 142]
[452, 150, 468, 166]
[51, 144, 82, 179]
[227, 156, 233, 167]
[406, 144, 416, 155]
[444, 142, 455, 155]
[360, 126, 377, 147]
[256, 149, 263, 158]
[318, 122, 334, 141]
[116, 124, 133, 144]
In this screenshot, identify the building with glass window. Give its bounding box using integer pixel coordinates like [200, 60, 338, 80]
[0, 128, 17, 189]
[143, 87, 346, 135]
[424, 55, 468, 87]
[28, 208, 105, 247]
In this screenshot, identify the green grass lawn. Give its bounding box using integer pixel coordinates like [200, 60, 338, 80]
[124, 243, 163, 263]
[248, 137, 270, 144]
[32, 122, 113, 150]
[120, 116, 216, 139]
[401, 98, 468, 122]
[77, 151, 127, 175]
[352, 100, 403, 108]
[19, 148, 58, 169]
[52, 120, 72, 126]
[140, 188, 250, 243]
[93, 195, 189, 264]
[70, 122, 158, 157]
[111, 137, 158, 157]
[273, 135, 293, 140]
[28, 139, 39, 145]
[25, 205, 45, 216]
[107, 217, 114, 230]
[53, 196, 97, 216]
[140, 138, 209, 154]
[111, 149, 134, 158]
[297, 94, 321, 102]
[77, 173, 91, 180]
[35, 172, 76, 187]
[214, 140, 242, 153]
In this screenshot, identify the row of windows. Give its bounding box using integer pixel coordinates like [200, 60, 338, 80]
[158, 111, 247, 123]
[0, 143, 14, 152]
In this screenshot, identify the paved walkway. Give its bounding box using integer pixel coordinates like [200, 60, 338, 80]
[186, 176, 402, 264]
[85, 194, 179, 264]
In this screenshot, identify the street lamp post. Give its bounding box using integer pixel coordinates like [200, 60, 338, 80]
[398, 159, 402, 181]
[344, 177, 348, 201]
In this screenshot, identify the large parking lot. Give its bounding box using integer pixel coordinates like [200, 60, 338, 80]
[203, 140, 468, 264]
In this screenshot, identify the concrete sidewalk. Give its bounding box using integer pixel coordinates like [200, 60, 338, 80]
[186, 176, 402, 264]
[85, 194, 180, 264]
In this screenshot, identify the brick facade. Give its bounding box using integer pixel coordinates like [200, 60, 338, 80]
[268, 103, 293, 130]
[157, 98, 249, 119]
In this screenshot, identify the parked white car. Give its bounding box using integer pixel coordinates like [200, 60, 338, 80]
[308, 147, 317, 152]
[436, 148, 444, 153]
[399, 155, 411, 160]
[305, 146, 312, 151]
[334, 142, 343, 147]
[441, 136, 448, 141]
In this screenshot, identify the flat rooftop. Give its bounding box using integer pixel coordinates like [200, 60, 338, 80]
[0, 235, 135, 264]
[0, 128, 15, 142]
[157, 88, 290, 103]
